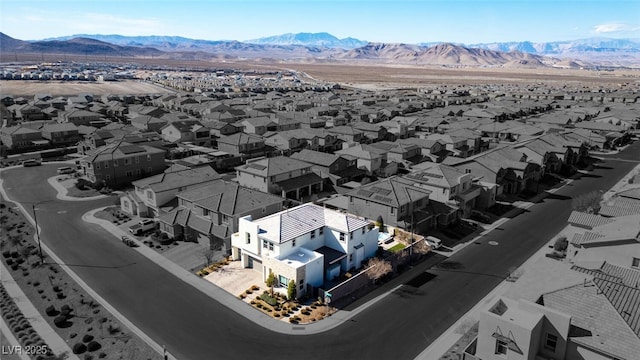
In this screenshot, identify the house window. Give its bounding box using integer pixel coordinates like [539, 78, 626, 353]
[105, 175, 110, 181]
[124, 158, 130, 165]
[202, 208, 209, 216]
[544, 333, 558, 352]
[495, 340, 508, 355]
[349, 254, 353, 262]
[339, 232, 345, 242]
[362, 227, 365, 235]
[263, 240, 268, 249]
[95, 162, 100, 169]
[104, 162, 109, 169]
[147, 154, 151, 161]
[633, 257, 640, 268]
[246, 233, 251, 244]
[390, 207, 394, 215]
[319, 227, 324, 235]
[135, 169, 141, 175]
[125, 170, 133, 177]
[262, 207, 266, 213]
[311, 230, 315, 239]
[292, 239, 296, 247]
[135, 156, 140, 164]
[113, 159, 118, 167]
[269, 242, 274, 251]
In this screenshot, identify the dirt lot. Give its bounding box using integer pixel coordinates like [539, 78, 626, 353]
[0, 80, 174, 97]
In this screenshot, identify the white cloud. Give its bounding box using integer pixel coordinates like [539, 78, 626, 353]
[593, 23, 640, 34]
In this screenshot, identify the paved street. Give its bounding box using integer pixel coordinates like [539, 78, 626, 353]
[1, 140, 638, 360]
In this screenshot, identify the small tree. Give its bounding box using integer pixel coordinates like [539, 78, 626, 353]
[287, 280, 297, 300]
[201, 248, 215, 267]
[365, 257, 392, 285]
[376, 215, 385, 233]
[572, 191, 602, 214]
[554, 236, 568, 252]
[266, 270, 276, 296]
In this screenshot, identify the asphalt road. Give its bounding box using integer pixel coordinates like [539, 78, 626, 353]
[1, 141, 638, 360]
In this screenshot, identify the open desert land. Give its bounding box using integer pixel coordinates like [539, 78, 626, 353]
[279, 62, 640, 89]
[0, 79, 175, 96]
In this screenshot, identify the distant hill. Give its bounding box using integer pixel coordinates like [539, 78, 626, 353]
[6, 32, 640, 67]
[1, 32, 163, 57]
[246, 32, 368, 49]
[339, 42, 550, 67]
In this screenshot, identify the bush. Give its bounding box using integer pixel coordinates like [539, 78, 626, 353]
[54, 315, 69, 328]
[72, 343, 87, 354]
[87, 341, 101, 352]
[45, 305, 58, 316]
[82, 334, 94, 343]
[259, 293, 278, 307]
[554, 236, 568, 252]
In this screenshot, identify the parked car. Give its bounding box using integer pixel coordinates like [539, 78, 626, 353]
[57, 166, 75, 174]
[425, 236, 443, 250]
[128, 219, 156, 235]
[22, 159, 41, 167]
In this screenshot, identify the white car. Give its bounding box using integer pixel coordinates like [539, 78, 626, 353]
[425, 236, 443, 250]
[57, 166, 75, 174]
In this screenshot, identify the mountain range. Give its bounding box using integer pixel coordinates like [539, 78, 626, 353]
[3, 32, 640, 68]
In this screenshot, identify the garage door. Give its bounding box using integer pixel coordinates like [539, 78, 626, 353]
[247, 257, 263, 272]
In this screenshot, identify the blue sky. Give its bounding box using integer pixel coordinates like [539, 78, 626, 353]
[1, 0, 639, 43]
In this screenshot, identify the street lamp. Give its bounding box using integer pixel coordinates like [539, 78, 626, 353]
[31, 203, 44, 264]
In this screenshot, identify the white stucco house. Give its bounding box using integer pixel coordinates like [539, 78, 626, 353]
[231, 203, 379, 298]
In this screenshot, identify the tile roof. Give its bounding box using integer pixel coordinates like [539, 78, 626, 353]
[619, 188, 640, 201]
[348, 176, 431, 207]
[236, 156, 311, 177]
[290, 149, 340, 168]
[217, 132, 264, 146]
[252, 203, 370, 243]
[132, 166, 220, 193]
[404, 164, 466, 189]
[542, 282, 640, 360]
[571, 262, 640, 288]
[568, 211, 615, 229]
[593, 278, 640, 338]
[176, 179, 283, 216]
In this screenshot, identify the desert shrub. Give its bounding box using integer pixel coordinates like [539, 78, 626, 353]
[72, 342, 87, 354]
[45, 305, 57, 316]
[87, 341, 101, 352]
[82, 334, 94, 343]
[259, 293, 278, 306]
[54, 315, 70, 328]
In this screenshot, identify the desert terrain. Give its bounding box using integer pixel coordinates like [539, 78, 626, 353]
[0, 79, 175, 97]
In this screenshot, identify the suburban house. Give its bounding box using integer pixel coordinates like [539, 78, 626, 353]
[160, 120, 211, 146]
[0, 126, 45, 150]
[567, 213, 640, 268]
[59, 109, 103, 126]
[120, 165, 221, 218]
[158, 180, 284, 255]
[368, 141, 421, 164]
[40, 123, 81, 146]
[231, 203, 379, 298]
[235, 156, 323, 201]
[216, 132, 266, 158]
[346, 176, 434, 231]
[424, 133, 473, 158]
[241, 116, 276, 135]
[335, 144, 385, 176]
[290, 149, 365, 187]
[466, 279, 640, 360]
[326, 126, 364, 144]
[397, 138, 449, 163]
[80, 141, 167, 188]
[404, 163, 481, 217]
[130, 115, 168, 133]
